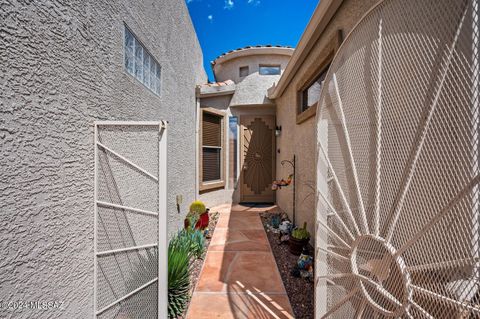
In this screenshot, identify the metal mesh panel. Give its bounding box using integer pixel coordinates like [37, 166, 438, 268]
[97, 282, 158, 319]
[94, 123, 163, 318]
[316, 0, 479, 317]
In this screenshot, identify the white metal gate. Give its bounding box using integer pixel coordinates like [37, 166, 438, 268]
[94, 121, 167, 319]
[315, 0, 479, 317]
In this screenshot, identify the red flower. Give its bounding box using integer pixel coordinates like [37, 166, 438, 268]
[195, 212, 209, 230]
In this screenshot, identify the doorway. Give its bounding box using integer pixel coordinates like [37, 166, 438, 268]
[239, 115, 275, 203]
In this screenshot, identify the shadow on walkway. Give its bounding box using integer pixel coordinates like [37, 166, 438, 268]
[186, 204, 295, 319]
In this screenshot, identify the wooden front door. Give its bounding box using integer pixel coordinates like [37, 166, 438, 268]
[240, 115, 275, 203]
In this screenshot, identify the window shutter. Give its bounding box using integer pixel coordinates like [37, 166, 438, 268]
[202, 148, 221, 181]
[202, 113, 221, 146]
[202, 112, 222, 182]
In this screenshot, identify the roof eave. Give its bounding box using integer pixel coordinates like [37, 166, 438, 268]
[212, 47, 294, 67]
[196, 84, 236, 98]
[268, 0, 344, 100]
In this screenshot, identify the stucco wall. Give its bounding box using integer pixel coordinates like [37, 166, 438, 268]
[215, 54, 291, 106]
[274, 0, 378, 241]
[214, 53, 292, 83]
[0, 0, 206, 317]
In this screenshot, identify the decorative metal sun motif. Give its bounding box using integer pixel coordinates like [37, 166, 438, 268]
[243, 118, 273, 195]
[315, 0, 479, 318]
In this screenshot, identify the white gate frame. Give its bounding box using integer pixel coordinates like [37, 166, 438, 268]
[93, 121, 168, 319]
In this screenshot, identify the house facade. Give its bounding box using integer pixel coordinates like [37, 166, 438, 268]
[196, 46, 293, 206]
[5, 0, 473, 318]
[4, 0, 377, 315]
[193, 2, 479, 318]
[269, 0, 379, 241]
[197, 0, 379, 242]
[1, 0, 205, 318]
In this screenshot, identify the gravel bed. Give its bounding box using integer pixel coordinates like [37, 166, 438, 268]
[260, 212, 314, 319]
[178, 211, 220, 319]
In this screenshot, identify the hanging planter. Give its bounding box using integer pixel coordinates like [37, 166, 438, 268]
[272, 174, 293, 190]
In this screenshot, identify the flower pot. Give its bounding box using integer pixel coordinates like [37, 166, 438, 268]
[288, 236, 309, 255]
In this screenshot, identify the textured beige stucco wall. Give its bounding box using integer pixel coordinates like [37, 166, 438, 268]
[274, 0, 378, 241]
[0, 0, 206, 317]
[214, 54, 291, 83]
[215, 55, 291, 106]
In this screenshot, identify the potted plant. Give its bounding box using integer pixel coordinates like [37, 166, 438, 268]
[288, 222, 310, 255]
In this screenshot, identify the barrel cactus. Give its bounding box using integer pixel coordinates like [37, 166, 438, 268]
[184, 201, 207, 230]
[189, 200, 206, 216]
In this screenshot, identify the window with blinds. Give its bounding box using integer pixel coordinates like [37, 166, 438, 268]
[202, 111, 223, 183]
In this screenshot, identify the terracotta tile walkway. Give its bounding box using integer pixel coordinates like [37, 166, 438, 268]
[186, 204, 295, 319]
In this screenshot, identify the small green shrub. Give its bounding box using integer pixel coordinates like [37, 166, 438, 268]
[292, 222, 310, 240]
[168, 233, 192, 318]
[179, 228, 205, 259]
[123, 227, 205, 319]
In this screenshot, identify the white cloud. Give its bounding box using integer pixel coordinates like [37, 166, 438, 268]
[224, 0, 234, 9]
[247, 0, 260, 5]
[207, 14, 213, 22]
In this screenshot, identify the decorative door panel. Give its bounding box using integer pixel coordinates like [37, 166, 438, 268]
[240, 115, 275, 203]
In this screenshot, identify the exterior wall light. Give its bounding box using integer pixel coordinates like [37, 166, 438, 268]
[275, 125, 282, 137]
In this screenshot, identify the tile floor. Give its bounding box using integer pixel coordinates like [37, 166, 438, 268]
[186, 204, 295, 319]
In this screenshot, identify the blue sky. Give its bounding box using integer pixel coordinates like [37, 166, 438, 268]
[186, 0, 319, 82]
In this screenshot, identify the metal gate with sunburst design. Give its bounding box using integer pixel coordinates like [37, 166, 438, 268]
[315, 0, 479, 317]
[94, 121, 167, 319]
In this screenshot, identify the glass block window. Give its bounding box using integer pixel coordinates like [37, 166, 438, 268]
[259, 65, 281, 75]
[124, 26, 161, 95]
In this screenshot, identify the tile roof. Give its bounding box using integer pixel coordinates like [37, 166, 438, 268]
[198, 79, 235, 88]
[211, 45, 294, 65]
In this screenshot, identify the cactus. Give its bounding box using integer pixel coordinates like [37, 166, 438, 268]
[185, 200, 207, 230]
[189, 200, 206, 216]
[167, 234, 191, 318]
[292, 222, 310, 240]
